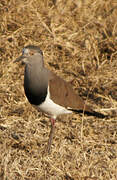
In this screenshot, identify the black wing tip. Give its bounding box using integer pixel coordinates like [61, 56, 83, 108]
[90, 111, 108, 118]
[72, 109, 108, 118]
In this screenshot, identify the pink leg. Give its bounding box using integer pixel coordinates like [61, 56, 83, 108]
[47, 118, 55, 153]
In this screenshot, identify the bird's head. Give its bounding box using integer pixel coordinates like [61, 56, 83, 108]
[14, 45, 43, 65]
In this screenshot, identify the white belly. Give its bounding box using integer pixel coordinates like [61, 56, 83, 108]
[34, 88, 72, 119]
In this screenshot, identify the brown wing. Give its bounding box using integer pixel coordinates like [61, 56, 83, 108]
[49, 72, 92, 112]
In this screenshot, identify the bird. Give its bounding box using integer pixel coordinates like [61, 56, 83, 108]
[14, 45, 106, 153]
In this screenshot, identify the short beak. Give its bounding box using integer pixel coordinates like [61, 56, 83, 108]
[14, 55, 25, 63]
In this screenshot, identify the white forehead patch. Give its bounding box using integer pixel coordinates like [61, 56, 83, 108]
[22, 48, 29, 54]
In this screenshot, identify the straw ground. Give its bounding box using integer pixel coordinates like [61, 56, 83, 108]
[0, 0, 117, 179]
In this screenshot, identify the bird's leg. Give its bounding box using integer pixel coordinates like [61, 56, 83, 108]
[47, 118, 55, 153]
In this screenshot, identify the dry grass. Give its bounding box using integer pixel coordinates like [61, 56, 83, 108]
[0, 0, 117, 179]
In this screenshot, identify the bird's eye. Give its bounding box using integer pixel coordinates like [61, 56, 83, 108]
[30, 51, 34, 55]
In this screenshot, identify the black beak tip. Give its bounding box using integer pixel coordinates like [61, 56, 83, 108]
[13, 56, 24, 63]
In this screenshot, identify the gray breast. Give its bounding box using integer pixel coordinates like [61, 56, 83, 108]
[24, 64, 49, 105]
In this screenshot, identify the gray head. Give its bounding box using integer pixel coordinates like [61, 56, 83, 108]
[14, 45, 43, 65]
